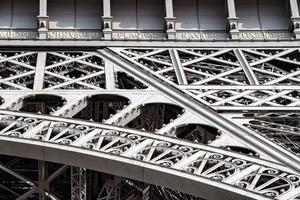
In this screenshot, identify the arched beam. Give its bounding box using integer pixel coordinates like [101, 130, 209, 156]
[0, 110, 298, 200]
[0, 137, 272, 200]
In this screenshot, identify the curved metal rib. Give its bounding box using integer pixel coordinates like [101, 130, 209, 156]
[0, 110, 299, 200]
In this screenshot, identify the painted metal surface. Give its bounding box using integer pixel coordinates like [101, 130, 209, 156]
[0, 49, 300, 199]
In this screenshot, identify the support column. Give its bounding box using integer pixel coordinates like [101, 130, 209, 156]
[71, 167, 87, 200]
[226, 0, 239, 40]
[165, 0, 176, 40]
[102, 0, 113, 40]
[104, 60, 116, 90]
[289, 0, 300, 39]
[38, 0, 48, 39]
[38, 161, 47, 200]
[34, 52, 46, 91]
[169, 49, 187, 84]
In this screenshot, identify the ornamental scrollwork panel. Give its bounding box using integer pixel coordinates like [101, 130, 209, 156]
[0, 112, 299, 199]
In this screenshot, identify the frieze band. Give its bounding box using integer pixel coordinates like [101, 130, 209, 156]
[0, 30, 295, 41]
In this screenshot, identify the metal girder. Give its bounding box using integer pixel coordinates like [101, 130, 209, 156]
[34, 52, 47, 91]
[16, 189, 37, 200]
[104, 60, 116, 90]
[234, 49, 259, 85]
[0, 183, 20, 197]
[0, 163, 37, 200]
[169, 49, 188, 85]
[0, 164, 35, 187]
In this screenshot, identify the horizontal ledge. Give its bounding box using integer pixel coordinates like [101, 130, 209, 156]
[212, 106, 300, 111]
[179, 85, 300, 90]
[0, 40, 300, 48]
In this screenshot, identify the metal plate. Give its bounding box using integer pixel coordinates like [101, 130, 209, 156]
[112, 0, 137, 30]
[236, 0, 289, 30]
[48, 0, 76, 29]
[48, 0, 102, 29]
[75, 0, 102, 29]
[0, 0, 38, 29]
[174, 0, 226, 30]
[112, 0, 164, 30]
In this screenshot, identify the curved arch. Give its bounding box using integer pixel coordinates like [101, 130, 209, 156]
[74, 94, 130, 122]
[0, 137, 262, 200]
[0, 96, 4, 106]
[174, 123, 220, 144]
[225, 146, 259, 157]
[20, 94, 67, 114]
[127, 102, 183, 131]
[0, 110, 298, 200]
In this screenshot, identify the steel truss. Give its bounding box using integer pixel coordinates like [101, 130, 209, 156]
[0, 48, 299, 199]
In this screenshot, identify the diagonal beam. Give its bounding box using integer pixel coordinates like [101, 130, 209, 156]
[45, 165, 68, 185]
[45, 54, 93, 70]
[0, 56, 36, 71]
[99, 48, 300, 172]
[0, 164, 35, 186]
[184, 67, 243, 85]
[0, 183, 21, 197]
[44, 71, 105, 90]
[169, 49, 188, 85]
[249, 49, 296, 67]
[179, 49, 236, 67]
[244, 49, 300, 66]
[44, 71, 102, 90]
[16, 189, 37, 200]
[50, 52, 104, 70]
[234, 49, 259, 85]
[0, 52, 35, 64]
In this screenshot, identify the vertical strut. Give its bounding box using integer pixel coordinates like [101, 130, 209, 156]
[34, 52, 47, 91]
[38, 161, 45, 200]
[234, 49, 259, 85]
[71, 167, 87, 200]
[104, 60, 116, 90]
[169, 49, 188, 85]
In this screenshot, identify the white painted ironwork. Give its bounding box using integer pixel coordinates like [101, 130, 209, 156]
[1, 48, 300, 199]
[0, 110, 299, 200]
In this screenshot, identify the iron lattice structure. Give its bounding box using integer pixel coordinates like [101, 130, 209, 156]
[0, 48, 299, 200]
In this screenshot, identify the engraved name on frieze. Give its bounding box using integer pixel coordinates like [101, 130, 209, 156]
[113, 32, 161, 40]
[240, 32, 291, 39]
[47, 31, 101, 39]
[0, 31, 33, 39]
[177, 32, 218, 40]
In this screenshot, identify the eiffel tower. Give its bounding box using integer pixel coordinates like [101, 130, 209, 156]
[0, 0, 300, 200]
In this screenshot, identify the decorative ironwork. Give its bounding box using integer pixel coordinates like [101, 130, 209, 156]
[0, 111, 299, 199]
[1, 48, 300, 199]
